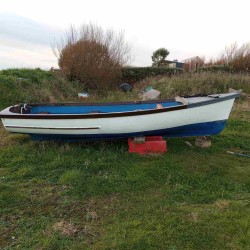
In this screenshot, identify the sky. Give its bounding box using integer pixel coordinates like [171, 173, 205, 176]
[0, 0, 249, 69]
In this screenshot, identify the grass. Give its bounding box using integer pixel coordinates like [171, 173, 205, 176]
[0, 69, 250, 249]
[134, 72, 250, 98]
[1, 68, 250, 107]
[0, 68, 83, 110]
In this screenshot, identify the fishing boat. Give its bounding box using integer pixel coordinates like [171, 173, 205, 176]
[0, 93, 239, 141]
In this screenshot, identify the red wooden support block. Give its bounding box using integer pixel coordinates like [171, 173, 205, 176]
[128, 136, 167, 154]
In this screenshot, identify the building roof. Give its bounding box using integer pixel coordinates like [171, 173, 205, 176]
[182, 56, 204, 63]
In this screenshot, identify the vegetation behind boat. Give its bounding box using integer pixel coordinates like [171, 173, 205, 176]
[0, 69, 250, 111]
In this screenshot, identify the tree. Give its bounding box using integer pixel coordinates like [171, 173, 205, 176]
[151, 48, 170, 67]
[53, 23, 131, 91]
[206, 42, 250, 72]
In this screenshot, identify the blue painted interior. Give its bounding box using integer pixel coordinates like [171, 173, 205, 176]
[31, 102, 180, 114]
[28, 120, 227, 141]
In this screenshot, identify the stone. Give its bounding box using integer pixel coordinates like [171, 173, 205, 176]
[195, 136, 211, 148]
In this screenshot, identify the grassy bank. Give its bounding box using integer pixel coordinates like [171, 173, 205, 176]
[1, 69, 250, 107]
[0, 68, 82, 110]
[0, 69, 250, 249]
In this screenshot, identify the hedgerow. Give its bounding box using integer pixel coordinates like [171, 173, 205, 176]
[121, 67, 183, 83]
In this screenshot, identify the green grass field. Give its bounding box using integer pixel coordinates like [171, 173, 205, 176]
[0, 69, 250, 249]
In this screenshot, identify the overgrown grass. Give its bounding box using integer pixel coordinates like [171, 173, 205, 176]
[0, 69, 250, 249]
[0, 68, 83, 109]
[68, 71, 250, 104]
[1, 69, 250, 109]
[134, 72, 250, 98]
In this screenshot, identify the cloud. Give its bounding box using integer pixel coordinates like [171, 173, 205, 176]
[0, 13, 62, 69]
[0, 13, 63, 47]
[0, 45, 57, 69]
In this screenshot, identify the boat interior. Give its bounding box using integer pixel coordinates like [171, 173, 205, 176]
[6, 93, 237, 115]
[9, 101, 182, 115]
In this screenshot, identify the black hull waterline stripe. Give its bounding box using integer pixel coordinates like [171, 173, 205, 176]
[5, 125, 101, 130]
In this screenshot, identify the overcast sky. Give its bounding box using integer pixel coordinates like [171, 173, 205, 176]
[0, 0, 249, 69]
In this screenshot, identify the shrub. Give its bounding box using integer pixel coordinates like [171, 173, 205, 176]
[53, 24, 131, 91]
[121, 67, 183, 83]
[207, 42, 250, 72]
[196, 65, 232, 73]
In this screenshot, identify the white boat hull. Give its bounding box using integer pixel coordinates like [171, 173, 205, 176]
[0, 93, 237, 140]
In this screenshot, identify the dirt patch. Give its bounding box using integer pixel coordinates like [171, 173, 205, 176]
[86, 211, 98, 221]
[52, 220, 79, 237]
[215, 200, 230, 210]
[187, 212, 199, 222]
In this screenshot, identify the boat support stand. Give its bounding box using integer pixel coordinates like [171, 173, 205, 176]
[128, 136, 167, 154]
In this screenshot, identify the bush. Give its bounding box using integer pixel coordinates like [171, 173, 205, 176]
[196, 65, 232, 73]
[207, 42, 250, 73]
[121, 67, 183, 83]
[54, 24, 131, 91]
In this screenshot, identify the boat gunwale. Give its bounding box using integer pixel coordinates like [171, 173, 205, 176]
[0, 104, 187, 119]
[0, 93, 240, 120]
